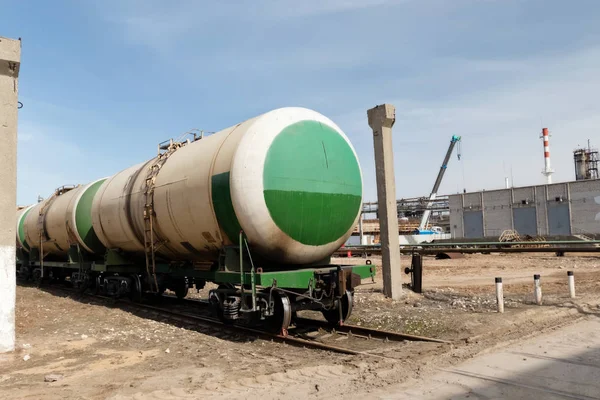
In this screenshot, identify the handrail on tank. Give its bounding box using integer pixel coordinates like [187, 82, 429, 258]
[239, 230, 258, 313]
[156, 129, 216, 154]
[54, 184, 76, 196]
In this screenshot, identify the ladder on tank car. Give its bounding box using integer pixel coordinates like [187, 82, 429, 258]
[142, 130, 204, 293]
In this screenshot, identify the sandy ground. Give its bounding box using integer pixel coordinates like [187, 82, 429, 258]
[344, 252, 600, 339]
[1, 253, 599, 399]
[371, 317, 600, 399]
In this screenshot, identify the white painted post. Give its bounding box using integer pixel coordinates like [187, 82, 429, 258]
[568, 271, 576, 298]
[0, 36, 21, 354]
[534, 274, 542, 305]
[495, 277, 504, 313]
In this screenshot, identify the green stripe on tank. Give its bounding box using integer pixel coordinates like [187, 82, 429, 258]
[75, 179, 107, 253]
[18, 208, 32, 251]
[211, 172, 243, 243]
[263, 120, 362, 246]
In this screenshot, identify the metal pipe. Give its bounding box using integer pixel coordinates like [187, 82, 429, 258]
[415, 247, 600, 254]
[336, 246, 600, 257]
[39, 234, 44, 280]
[239, 230, 245, 308]
[410, 253, 423, 293]
[243, 237, 257, 311]
[341, 240, 600, 249]
[418, 240, 600, 246]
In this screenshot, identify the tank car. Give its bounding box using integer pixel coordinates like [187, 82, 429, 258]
[16, 107, 375, 333]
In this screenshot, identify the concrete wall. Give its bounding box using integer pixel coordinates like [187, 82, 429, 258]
[449, 194, 464, 238]
[0, 37, 20, 353]
[448, 179, 600, 239]
[535, 186, 549, 235]
[513, 186, 535, 203]
[482, 190, 512, 237]
[570, 179, 600, 235]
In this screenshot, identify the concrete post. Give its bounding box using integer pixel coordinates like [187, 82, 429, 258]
[358, 212, 364, 245]
[568, 271, 576, 298]
[0, 36, 21, 353]
[534, 274, 542, 305]
[495, 277, 504, 313]
[367, 104, 402, 299]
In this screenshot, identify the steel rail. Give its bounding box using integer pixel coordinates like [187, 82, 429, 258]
[36, 286, 449, 355]
[117, 301, 365, 355]
[47, 287, 365, 356]
[294, 317, 451, 344]
[174, 298, 449, 344]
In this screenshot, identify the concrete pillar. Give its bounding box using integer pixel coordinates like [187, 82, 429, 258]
[358, 212, 364, 245]
[367, 104, 402, 299]
[0, 36, 21, 353]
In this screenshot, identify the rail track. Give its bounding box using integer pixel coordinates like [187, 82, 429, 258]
[293, 317, 450, 344]
[141, 295, 451, 356]
[34, 283, 451, 356]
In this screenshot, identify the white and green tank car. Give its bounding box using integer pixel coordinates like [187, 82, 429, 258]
[16, 107, 375, 334]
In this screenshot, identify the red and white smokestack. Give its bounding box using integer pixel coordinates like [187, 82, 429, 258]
[541, 127, 554, 184]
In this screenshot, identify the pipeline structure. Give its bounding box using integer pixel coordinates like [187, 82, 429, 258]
[336, 240, 600, 257]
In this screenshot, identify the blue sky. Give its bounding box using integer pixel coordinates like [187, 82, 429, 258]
[4, 0, 600, 205]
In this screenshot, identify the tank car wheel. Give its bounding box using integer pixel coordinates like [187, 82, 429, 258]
[92, 275, 102, 295]
[130, 274, 143, 303]
[322, 291, 354, 327]
[176, 286, 189, 300]
[174, 279, 189, 300]
[77, 275, 91, 294]
[17, 265, 28, 281]
[32, 268, 42, 286]
[209, 284, 235, 325]
[264, 291, 292, 336]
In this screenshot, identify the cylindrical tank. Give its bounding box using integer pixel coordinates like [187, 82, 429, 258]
[23, 178, 107, 256]
[92, 107, 363, 265]
[574, 150, 589, 181]
[16, 205, 35, 251]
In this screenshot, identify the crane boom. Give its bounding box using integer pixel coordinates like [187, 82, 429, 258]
[417, 135, 461, 233]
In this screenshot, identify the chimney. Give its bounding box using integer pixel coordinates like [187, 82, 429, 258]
[541, 128, 554, 184]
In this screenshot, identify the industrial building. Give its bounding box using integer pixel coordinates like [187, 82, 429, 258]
[574, 142, 599, 181]
[349, 131, 600, 243]
[449, 179, 600, 239]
